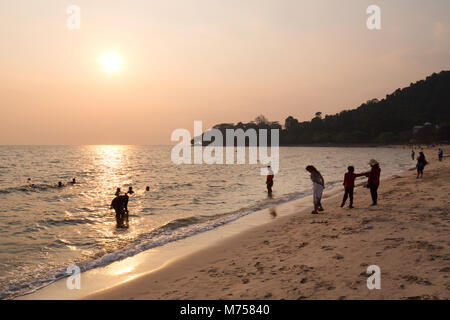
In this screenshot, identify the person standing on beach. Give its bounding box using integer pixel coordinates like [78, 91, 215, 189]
[364, 159, 381, 206]
[128, 186, 134, 195]
[341, 166, 366, 209]
[438, 148, 443, 162]
[266, 166, 274, 196]
[306, 165, 325, 214]
[416, 152, 428, 178]
[411, 150, 415, 161]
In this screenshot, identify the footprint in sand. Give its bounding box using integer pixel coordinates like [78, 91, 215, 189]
[405, 294, 439, 300]
[297, 242, 309, 249]
[402, 275, 432, 286]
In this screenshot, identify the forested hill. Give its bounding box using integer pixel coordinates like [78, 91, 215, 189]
[281, 70, 450, 144]
[195, 71, 450, 145]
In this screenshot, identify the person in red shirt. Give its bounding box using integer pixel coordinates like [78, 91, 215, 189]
[266, 166, 274, 196]
[341, 166, 366, 208]
[365, 159, 381, 206]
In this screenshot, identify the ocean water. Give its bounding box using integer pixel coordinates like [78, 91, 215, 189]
[0, 145, 413, 299]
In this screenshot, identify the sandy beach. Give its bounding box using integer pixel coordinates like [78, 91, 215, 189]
[87, 147, 450, 300]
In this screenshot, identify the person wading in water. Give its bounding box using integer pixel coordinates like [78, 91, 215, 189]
[110, 192, 129, 228]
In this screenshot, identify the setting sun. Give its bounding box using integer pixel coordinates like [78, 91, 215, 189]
[99, 51, 123, 73]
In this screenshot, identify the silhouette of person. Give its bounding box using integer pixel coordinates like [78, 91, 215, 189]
[110, 193, 129, 228]
[58, 181, 63, 188]
[145, 186, 150, 191]
[365, 159, 381, 205]
[71, 178, 76, 184]
[266, 166, 274, 196]
[416, 152, 427, 178]
[306, 165, 325, 214]
[128, 186, 134, 195]
[438, 148, 443, 162]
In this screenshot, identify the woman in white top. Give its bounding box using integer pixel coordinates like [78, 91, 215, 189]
[306, 165, 325, 214]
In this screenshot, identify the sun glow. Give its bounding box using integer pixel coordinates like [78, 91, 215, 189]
[99, 51, 123, 73]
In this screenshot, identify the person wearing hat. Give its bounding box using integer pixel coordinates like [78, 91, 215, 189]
[365, 159, 381, 206]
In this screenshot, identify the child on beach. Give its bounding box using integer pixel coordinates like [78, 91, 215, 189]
[306, 165, 325, 214]
[341, 166, 366, 209]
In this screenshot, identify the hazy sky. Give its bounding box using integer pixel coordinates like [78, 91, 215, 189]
[1, 0, 449, 144]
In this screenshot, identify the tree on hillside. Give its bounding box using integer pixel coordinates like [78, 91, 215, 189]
[255, 115, 269, 127]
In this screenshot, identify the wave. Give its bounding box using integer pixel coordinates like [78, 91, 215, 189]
[2, 188, 312, 300]
[0, 183, 75, 195]
[38, 217, 96, 227]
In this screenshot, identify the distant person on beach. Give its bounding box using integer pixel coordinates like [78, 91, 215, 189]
[416, 152, 428, 178]
[341, 166, 366, 209]
[146, 186, 150, 192]
[438, 148, 443, 162]
[110, 193, 129, 228]
[306, 165, 324, 214]
[70, 178, 76, 184]
[266, 166, 274, 196]
[115, 188, 121, 196]
[411, 150, 415, 161]
[365, 159, 381, 206]
[58, 181, 63, 188]
[128, 186, 134, 195]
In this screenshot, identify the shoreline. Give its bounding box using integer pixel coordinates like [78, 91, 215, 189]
[19, 185, 336, 300]
[17, 147, 448, 300]
[86, 146, 449, 300]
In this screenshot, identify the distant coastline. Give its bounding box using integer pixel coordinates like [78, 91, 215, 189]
[193, 71, 450, 147]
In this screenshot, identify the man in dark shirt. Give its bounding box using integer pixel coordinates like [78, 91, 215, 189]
[110, 193, 129, 228]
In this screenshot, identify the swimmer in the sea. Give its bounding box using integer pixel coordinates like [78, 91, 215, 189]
[128, 186, 134, 195]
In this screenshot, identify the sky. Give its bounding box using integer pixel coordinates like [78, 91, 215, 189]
[1, 0, 449, 145]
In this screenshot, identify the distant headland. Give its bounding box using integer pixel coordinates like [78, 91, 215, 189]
[192, 71, 450, 146]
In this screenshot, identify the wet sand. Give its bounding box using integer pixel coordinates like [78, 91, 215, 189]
[87, 147, 450, 300]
